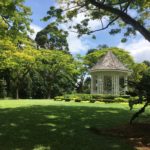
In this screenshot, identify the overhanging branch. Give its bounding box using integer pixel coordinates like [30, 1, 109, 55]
[88, 16, 119, 34]
[88, 0, 150, 42]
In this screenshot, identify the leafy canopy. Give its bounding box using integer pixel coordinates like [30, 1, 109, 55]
[35, 23, 69, 52]
[0, 0, 32, 40]
[84, 47, 134, 70]
[44, 0, 150, 42]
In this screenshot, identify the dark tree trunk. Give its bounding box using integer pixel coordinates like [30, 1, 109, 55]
[48, 92, 51, 99]
[90, 0, 150, 42]
[130, 101, 149, 124]
[16, 87, 19, 99]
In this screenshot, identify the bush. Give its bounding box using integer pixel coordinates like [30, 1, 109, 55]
[54, 96, 64, 101]
[90, 99, 96, 103]
[121, 95, 130, 98]
[91, 94, 103, 100]
[58, 93, 131, 103]
[103, 99, 115, 103]
[75, 99, 81, 102]
[114, 97, 129, 103]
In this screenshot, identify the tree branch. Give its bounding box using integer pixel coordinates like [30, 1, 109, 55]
[0, 15, 11, 28]
[89, 0, 150, 42]
[130, 101, 149, 124]
[88, 16, 119, 34]
[84, 0, 133, 35]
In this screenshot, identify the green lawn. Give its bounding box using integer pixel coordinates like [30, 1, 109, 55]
[0, 100, 149, 150]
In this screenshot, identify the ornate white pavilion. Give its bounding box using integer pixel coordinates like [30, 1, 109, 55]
[90, 51, 130, 95]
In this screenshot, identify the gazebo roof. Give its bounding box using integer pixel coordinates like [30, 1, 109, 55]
[91, 51, 129, 72]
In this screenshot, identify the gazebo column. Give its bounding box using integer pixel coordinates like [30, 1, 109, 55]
[114, 75, 119, 95]
[101, 74, 104, 94]
[113, 75, 116, 95]
[97, 78, 100, 94]
[116, 75, 120, 95]
[112, 75, 115, 95]
[91, 76, 94, 94]
[124, 76, 128, 94]
[98, 74, 103, 94]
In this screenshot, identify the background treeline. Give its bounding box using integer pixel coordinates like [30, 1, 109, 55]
[0, 38, 150, 100]
[0, 38, 79, 99]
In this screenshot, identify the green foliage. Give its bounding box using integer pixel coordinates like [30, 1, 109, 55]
[84, 47, 134, 69]
[59, 94, 130, 103]
[140, 68, 150, 100]
[0, 38, 78, 99]
[0, 0, 32, 39]
[35, 23, 69, 51]
[44, 0, 150, 42]
[128, 63, 148, 97]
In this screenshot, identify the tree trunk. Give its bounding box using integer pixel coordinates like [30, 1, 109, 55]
[47, 86, 51, 99]
[90, 0, 150, 42]
[48, 92, 51, 99]
[16, 87, 19, 99]
[130, 101, 149, 124]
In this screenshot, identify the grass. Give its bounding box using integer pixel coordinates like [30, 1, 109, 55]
[0, 100, 149, 150]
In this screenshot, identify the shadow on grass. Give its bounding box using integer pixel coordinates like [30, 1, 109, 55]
[0, 105, 135, 150]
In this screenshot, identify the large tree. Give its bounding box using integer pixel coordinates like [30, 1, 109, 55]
[37, 50, 78, 98]
[0, 47, 40, 99]
[35, 23, 69, 52]
[44, 0, 150, 42]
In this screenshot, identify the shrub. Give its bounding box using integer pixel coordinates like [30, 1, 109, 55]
[90, 99, 96, 103]
[91, 94, 103, 100]
[60, 93, 130, 103]
[75, 99, 81, 102]
[54, 96, 64, 101]
[121, 95, 130, 98]
[114, 97, 128, 103]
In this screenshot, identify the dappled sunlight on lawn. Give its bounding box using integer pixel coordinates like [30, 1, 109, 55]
[0, 101, 149, 150]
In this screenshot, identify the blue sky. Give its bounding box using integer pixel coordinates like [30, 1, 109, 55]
[25, 0, 150, 62]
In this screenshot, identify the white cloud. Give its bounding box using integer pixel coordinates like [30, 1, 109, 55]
[118, 38, 150, 62]
[67, 32, 90, 54]
[29, 24, 43, 40]
[59, 13, 108, 54]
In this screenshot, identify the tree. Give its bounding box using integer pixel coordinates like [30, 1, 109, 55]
[0, 47, 40, 99]
[84, 47, 134, 69]
[0, 0, 32, 40]
[35, 23, 69, 52]
[130, 67, 150, 124]
[75, 54, 87, 93]
[37, 50, 78, 98]
[44, 0, 150, 42]
[86, 44, 109, 55]
[128, 63, 148, 97]
[143, 60, 150, 67]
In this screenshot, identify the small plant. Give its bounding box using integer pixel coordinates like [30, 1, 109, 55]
[75, 99, 81, 102]
[54, 96, 64, 101]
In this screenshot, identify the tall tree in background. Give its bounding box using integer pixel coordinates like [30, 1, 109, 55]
[0, 47, 40, 99]
[44, 0, 150, 42]
[84, 47, 134, 69]
[37, 50, 78, 98]
[35, 23, 69, 52]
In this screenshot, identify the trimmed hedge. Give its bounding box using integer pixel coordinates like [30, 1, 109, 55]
[54, 94, 131, 103]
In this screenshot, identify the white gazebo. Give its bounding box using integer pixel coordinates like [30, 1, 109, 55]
[90, 51, 130, 96]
